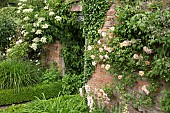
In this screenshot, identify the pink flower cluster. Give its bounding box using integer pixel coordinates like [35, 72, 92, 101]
[84, 84, 111, 112]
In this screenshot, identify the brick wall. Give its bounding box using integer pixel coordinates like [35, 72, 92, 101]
[43, 40, 65, 75]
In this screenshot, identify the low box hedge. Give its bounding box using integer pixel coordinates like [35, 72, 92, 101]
[0, 82, 62, 106]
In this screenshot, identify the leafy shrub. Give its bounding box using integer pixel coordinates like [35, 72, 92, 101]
[42, 62, 62, 83]
[161, 87, 170, 113]
[1, 95, 89, 113]
[0, 82, 62, 106]
[0, 14, 17, 52]
[6, 42, 29, 60]
[62, 74, 84, 95]
[0, 59, 42, 90]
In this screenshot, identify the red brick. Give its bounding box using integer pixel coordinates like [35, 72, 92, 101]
[70, 4, 82, 11]
[106, 10, 116, 16]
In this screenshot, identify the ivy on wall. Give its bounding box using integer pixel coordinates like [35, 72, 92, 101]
[82, 0, 111, 82]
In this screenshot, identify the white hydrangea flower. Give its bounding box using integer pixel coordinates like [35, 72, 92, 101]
[7, 49, 11, 52]
[23, 8, 33, 13]
[18, 6, 23, 10]
[55, 16, 62, 21]
[99, 48, 103, 52]
[44, 6, 49, 10]
[18, 2, 22, 5]
[23, 16, 29, 21]
[34, 14, 39, 18]
[42, 24, 49, 29]
[19, 0, 27, 2]
[31, 28, 35, 33]
[38, 17, 45, 22]
[33, 38, 40, 43]
[35, 30, 42, 35]
[49, 12, 55, 16]
[40, 37, 47, 43]
[17, 10, 21, 13]
[30, 43, 37, 51]
[18, 39, 22, 43]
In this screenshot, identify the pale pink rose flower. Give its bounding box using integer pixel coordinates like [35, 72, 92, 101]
[141, 85, 149, 95]
[139, 71, 144, 76]
[107, 47, 112, 53]
[102, 32, 106, 37]
[118, 75, 123, 79]
[90, 55, 95, 59]
[97, 40, 101, 44]
[145, 61, 150, 65]
[85, 84, 90, 94]
[92, 61, 96, 66]
[133, 54, 139, 60]
[122, 40, 130, 46]
[87, 45, 92, 51]
[87, 95, 94, 112]
[105, 64, 110, 70]
[101, 64, 105, 68]
[143, 46, 148, 52]
[99, 55, 103, 60]
[99, 48, 103, 52]
[104, 54, 109, 59]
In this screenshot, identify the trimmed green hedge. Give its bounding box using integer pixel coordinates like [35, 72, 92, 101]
[0, 82, 62, 106]
[0, 95, 89, 113]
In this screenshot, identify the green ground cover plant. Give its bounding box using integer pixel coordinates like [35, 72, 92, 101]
[0, 95, 89, 113]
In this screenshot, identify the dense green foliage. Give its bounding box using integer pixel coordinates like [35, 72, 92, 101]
[42, 62, 62, 83]
[0, 95, 89, 113]
[161, 87, 170, 113]
[0, 82, 62, 106]
[0, 13, 17, 52]
[62, 74, 84, 95]
[87, 0, 170, 110]
[82, 0, 111, 82]
[0, 0, 18, 8]
[0, 59, 42, 90]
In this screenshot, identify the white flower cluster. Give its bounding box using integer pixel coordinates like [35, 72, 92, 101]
[23, 8, 33, 13]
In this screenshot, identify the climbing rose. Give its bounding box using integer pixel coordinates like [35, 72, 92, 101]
[90, 55, 95, 59]
[118, 75, 123, 79]
[87, 45, 92, 51]
[99, 48, 103, 52]
[139, 71, 144, 76]
[105, 64, 110, 70]
[142, 85, 149, 95]
[145, 61, 150, 65]
[92, 61, 96, 66]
